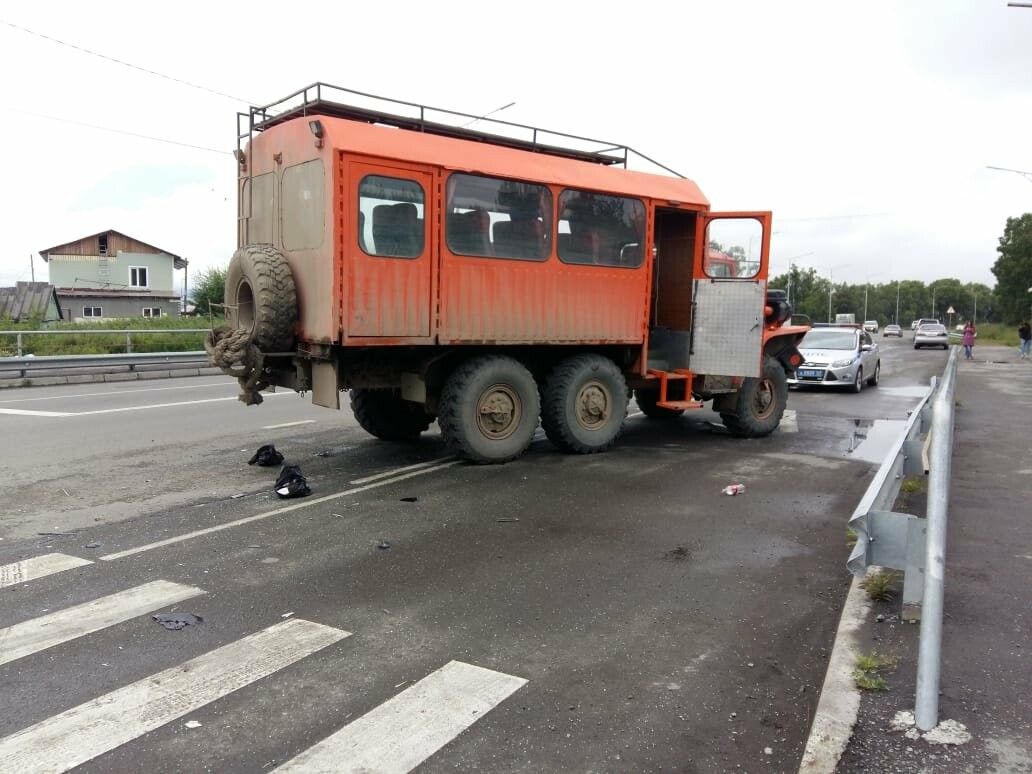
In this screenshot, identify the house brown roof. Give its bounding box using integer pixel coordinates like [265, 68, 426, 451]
[38, 229, 187, 270]
[0, 282, 63, 321]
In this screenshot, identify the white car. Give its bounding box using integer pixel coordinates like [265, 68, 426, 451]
[789, 327, 881, 393]
[863, 320, 879, 333]
[914, 323, 949, 350]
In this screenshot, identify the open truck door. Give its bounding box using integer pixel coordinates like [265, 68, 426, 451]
[689, 212, 772, 378]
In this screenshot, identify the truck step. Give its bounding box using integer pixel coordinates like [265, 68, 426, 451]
[657, 400, 703, 410]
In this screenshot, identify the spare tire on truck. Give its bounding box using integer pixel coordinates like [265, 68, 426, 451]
[207, 245, 298, 405]
[225, 244, 298, 352]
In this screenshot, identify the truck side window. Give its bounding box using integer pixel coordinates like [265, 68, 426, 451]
[446, 173, 552, 261]
[358, 175, 425, 259]
[557, 190, 644, 268]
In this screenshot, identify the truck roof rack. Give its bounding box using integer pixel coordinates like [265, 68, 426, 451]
[237, 82, 684, 178]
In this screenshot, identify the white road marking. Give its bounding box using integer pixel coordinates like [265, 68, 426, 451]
[274, 660, 527, 773]
[0, 380, 235, 404]
[0, 408, 72, 417]
[0, 393, 291, 417]
[780, 409, 798, 433]
[349, 457, 453, 485]
[0, 619, 349, 773]
[100, 460, 462, 561]
[261, 420, 317, 429]
[0, 553, 93, 588]
[0, 580, 204, 667]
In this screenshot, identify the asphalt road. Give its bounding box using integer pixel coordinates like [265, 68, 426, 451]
[0, 336, 950, 772]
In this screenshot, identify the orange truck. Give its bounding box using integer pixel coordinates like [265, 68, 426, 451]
[207, 84, 808, 463]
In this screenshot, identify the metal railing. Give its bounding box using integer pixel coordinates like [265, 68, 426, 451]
[0, 329, 209, 357]
[0, 351, 209, 378]
[846, 346, 958, 731]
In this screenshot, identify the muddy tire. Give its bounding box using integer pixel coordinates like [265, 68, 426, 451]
[225, 244, 297, 352]
[438, 355, 539, 464]
[542, 354, 628, 454]
[721, 356, 788, 437]
[350, 388, 432, 441]
[634, 388, 685, 419]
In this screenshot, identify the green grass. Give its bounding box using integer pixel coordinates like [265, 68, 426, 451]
[846, 528, 858, 549]
[860, 570, 900, 602]
[960, 322, 1023, 347]
[853, 651, 896, 691]
[0, 317, 224, 356]
[900, 477, 924, 494]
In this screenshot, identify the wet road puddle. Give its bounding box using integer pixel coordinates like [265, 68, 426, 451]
[846, 418, 908, 463]
[877, 385, 932, 399]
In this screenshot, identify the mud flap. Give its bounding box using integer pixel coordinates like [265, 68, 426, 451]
[312, 361, 340, 409]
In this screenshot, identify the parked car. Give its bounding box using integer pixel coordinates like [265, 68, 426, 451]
[863, 320, 879, 333]
[914, 323, 949, 349]
[883, 324, 902, 337]
[788, 326, 880, 393]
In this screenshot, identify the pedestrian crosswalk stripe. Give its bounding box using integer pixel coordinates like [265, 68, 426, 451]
[0, 553, 93, 589]
[0, 580, 203, 667]
[274, 660, 527, 773]
[0, 618, 350, 773]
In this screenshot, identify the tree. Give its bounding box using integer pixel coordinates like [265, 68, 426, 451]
[190, 266, 227, 317]
[992, 214, 1032, 324]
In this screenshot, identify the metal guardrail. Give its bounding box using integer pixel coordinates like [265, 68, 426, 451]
[846, 346, 959, 732]
[0, 329, 210, 357]
[0, 351, 209, 378]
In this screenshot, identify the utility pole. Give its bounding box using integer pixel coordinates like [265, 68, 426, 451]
[30, 253, 35, 283]
[863, 286, 869, 322]
[896, 281, 901, 324]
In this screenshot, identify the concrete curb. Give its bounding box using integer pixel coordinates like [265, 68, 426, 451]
[798, 573, 873, 773]
[0, 366, 222, 389]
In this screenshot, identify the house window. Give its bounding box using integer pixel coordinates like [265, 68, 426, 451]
[142, 307, 161, 318]
[83, 306, 102, 318]
[129, 266, 149, 288]
[98, 235, 108, 256]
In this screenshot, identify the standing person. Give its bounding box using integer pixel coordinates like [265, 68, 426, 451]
[1019, 320, 1031, 360]
[962, 320, 976, 360]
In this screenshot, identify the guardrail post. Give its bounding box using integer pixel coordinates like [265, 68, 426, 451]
[16, 332, 22, 357]
[915, 347, 958, 731]
[126, 332, 133, 354]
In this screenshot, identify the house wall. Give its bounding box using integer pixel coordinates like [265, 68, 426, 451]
[62, 295, 182, 322]
[49, 252, 175, 292]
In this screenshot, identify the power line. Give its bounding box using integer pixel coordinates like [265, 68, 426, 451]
[1, 18, 255, 104]
[1, 105, 230, 155]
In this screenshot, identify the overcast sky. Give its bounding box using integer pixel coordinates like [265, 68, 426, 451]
[1, 0, 1029, 293]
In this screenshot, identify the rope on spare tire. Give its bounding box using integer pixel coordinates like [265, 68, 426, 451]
[204, 325, 270, 405]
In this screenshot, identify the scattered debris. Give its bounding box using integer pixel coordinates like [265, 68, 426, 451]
[721, 483, 746, 496]
[399, 497, 418, 503]
[248, 444, 284, 467]
[61, 488, 71, 497]
[261, 557, 280, 564]
[230, 493, 246, 499]
[281, 611, 294, 618]
[85, 542, 101, 549]
[764, 747, 773, 755]
[496, 517, 519, 523]
[890, 710, 972, 745]
[152, 613, 203, 631]
[37, 531, 72, 536]
[274, 465, 311, 499]
[394, 680, 410, 689]
[377, 540, 391, 550]
[184, 720, 203, 729]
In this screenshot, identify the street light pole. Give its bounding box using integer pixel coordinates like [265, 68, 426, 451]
[931, 285, 937, 319]
[828, 287, 835, 323]
[896, 281, 901, 324]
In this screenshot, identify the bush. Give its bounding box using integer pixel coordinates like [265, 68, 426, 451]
[190, 266, 227, 317]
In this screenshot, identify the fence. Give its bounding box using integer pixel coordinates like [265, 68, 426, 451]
[0, 328, 210, 358]
[846, 346, 958, 731]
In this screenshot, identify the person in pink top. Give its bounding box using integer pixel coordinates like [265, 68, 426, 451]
[962, 320, 976, 360]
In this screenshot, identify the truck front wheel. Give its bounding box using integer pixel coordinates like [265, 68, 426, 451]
[542, 354, 628, 454]
[720, 356, 788, 438]
[349, 388, 432, 441]
[438, 356, 540, 464]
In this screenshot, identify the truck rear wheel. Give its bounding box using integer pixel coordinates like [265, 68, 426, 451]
[542, 354, 628, 454]
[634, 389, 685, 419]
[438, 355, 540, 464]
[349, 388, 432, 441]
[225, 244, 297, 352]
[721, 356, 787, 438]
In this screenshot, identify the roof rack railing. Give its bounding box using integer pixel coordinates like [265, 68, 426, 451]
[235, 82, 684, 178]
